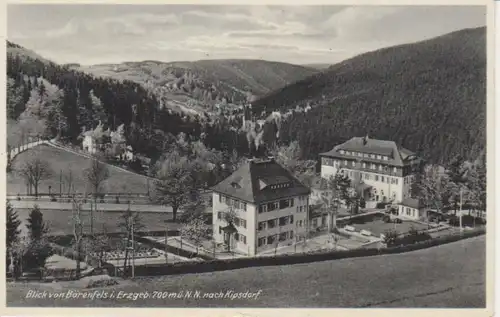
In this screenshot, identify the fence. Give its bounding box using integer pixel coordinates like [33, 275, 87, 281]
[103, 228, 485, 277]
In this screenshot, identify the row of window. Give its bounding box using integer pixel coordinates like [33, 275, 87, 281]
[322, 158, 399, 173]
[217, 226, 248, 244]
[404, 175, 415, 184]
[258, 231, 294, 247]
[403, 207, 417, 218]
[339, 169, 400, 185]
[296, 205, 307, 213]
[216, 212, 247, 229]
[339, 150, 390, 161]
[259, 198, 294, 213]
[258, 215, 294, 230]
[219, 195, 247, 211]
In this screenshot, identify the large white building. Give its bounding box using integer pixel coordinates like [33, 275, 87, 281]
[319, 136, 423, 205]
[211, 158, 311, 256]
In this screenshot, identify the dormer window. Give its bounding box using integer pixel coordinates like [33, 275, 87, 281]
[231, 182, 241, 189]
[340, 150, 345, 155]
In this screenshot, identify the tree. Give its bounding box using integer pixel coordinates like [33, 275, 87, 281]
[63, 168, 75, 196]
[118, 207, 144, 277]
[222, 207, 237, 253]
[382, 229, 399, 247]
[411, 165, 452, 219]
[84, 157, 110, 234]
[179, 216, 211, 254]
[83, 226, 110, 268]
[320, 174, 345, 233]
[271, 141, 316, 186]
[70, 194, 85, 279]
[7, 202, 21, 249]
[7, 202, 21, 276]
[446, 156, 469, 215]
[17, 155, 52, 197]
[26, 205, 49, 241]
[154, 151, 194, 222]
[7, 77, 25, 120]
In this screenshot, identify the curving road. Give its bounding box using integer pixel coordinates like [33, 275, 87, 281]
[7, 236, 486, 308]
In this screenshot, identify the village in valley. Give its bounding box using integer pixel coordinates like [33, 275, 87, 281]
[5, 4, 487, 309]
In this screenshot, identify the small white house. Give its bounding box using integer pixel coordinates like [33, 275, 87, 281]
[398, 198, 424, 220]
[82, 134, 97, 154]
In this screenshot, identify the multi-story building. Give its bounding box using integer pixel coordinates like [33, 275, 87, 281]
[319, 136, 423, 204]
[211, 158, 311, 256]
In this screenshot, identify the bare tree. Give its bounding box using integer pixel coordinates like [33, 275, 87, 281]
[83, 157, 110, 234]
[71, 194, 85, 279]
[17, 156, 52, 197]
[179, 216, 210, 254]
[63, 169, 75, 196]
[118, 207, 144, 277]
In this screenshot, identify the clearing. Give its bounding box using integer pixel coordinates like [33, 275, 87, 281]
[8, 145, 151, 195]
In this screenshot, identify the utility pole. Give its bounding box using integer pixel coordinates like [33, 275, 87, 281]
[131, 218, 135, 278]
[59, 170, 62, 197]
[164, 223, 168, 264]
[459, 187, 463, 233]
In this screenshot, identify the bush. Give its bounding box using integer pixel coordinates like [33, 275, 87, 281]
[448, 215, 486, 227]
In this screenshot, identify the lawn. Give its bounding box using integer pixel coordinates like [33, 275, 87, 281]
[7, 236, 486, 308]
[15, 208, 180, 236]
[348, 219, 430, 238]
[7, 145, 151, 195]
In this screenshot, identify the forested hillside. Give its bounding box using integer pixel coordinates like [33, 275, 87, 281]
[252, 27, 486, 165]
[74, 59, 317, 115]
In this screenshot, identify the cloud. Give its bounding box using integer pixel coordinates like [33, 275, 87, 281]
[7, 5, 486, 65]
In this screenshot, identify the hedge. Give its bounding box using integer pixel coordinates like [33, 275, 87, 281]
[112, 228, 485, 277]
[134, 236, 214, 261]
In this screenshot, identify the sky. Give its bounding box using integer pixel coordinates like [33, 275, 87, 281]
[7, 5, 486, 66]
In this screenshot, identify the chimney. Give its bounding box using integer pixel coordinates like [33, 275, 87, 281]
[363, 135, 369, 145]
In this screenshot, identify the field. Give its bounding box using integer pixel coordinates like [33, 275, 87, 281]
[7, 236, 486, 307]
[7, 145, 151, 195]
[15, 208, 180, 236]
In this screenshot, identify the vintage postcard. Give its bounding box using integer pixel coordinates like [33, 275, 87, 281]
[0, 0, 495, 316]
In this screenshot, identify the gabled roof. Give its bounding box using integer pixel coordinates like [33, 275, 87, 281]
[400, 198, 420, 209]
[319, 136, 421, 167]
[211, 158, 311, 204]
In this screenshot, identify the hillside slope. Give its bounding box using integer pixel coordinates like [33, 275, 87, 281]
[252, 27, 486, 164]
[75, 59, 318, 114]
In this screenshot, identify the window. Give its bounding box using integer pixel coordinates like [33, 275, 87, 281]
[267, 235, 275, 244]
[217, 212, 222, 220]
[218, 194, 221, 203]
[279, 217, 288, 226]
[365, 174, 370, 181]
[290, 199, 294, 207]
[258, 222, 266, 231]
[296, 206, 299, 213]
[240, 234, 247, 244]
[221, 195, 226, 204]
[340, 150, 345, 155]
[349, 171, 353, 177]
[279, 232, 288, 241]
[258, 237, 266, 247]
[395, 178, 399, 185]
[267, 219, 277, 229]
[242, 202, 247, 211]
[351, 161, 355, 167]
[259, 204, 267, 213]
[299, 220, 303, 227]
[219, 226, 222, 234]
[268, 201, 278, 211]
[234, 218, 240, 227]
[377, 155, 381, 160]
[381, 176, 385, 183]
[362, 162, 366, 168]
[299, 206, 303, 212]
[375, 175, 379, 181]
[290, 215, 294, 224]
[241, 219, 247, 229]
[379, 165, 383, 171]
[279, 199, 291, 209]
[234, 233, 239, 241]
[393, 167, 397, 173]
[344, 160, 348, 166]
[289, 231, 294, 239]
[312, 219, 318, 227]
[371, 163, 376, 169]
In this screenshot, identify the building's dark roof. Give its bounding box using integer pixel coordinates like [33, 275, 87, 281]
[319, 136, 421, 167]
[211, 158, 311, 204]
[399, 198, 420, 209]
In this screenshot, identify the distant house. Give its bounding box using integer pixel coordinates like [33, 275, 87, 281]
[82, 133, 98, 154]
[211, 158, 311, 256]
[319, 135, 424, 206]
[398, 198, 425, 220]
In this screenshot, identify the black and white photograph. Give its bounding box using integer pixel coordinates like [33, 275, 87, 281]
[3, 1, 493, 312]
